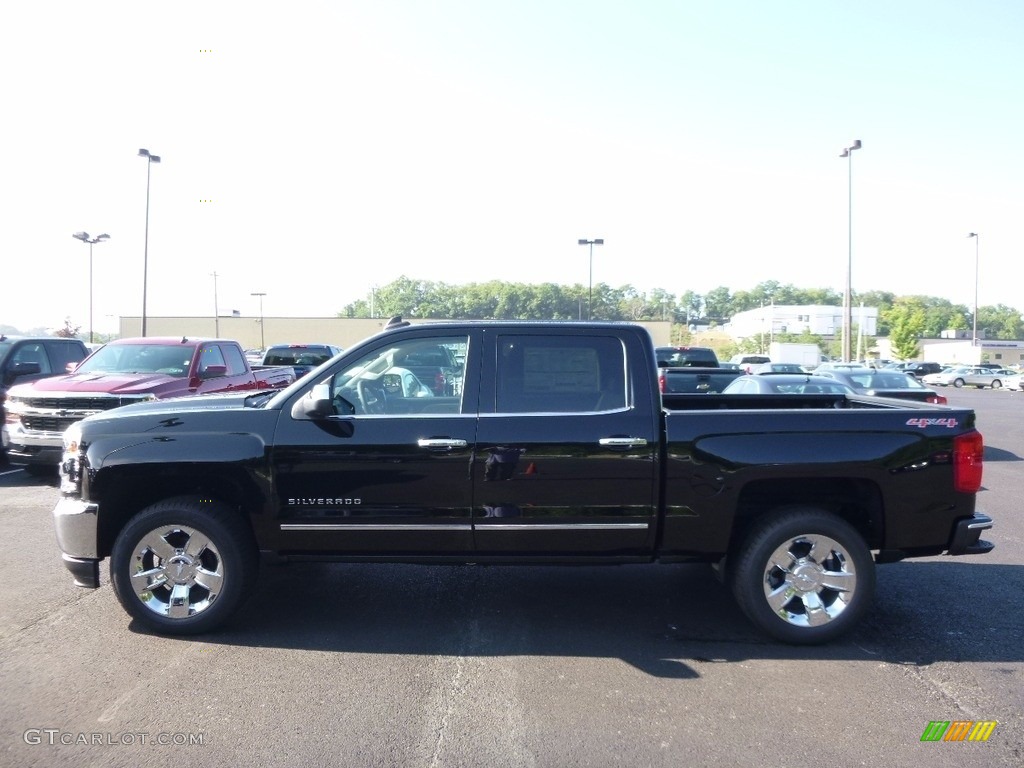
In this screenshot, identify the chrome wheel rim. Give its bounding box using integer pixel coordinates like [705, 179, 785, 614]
[129, 525, 224, 619]
[762, 533, 857, 628]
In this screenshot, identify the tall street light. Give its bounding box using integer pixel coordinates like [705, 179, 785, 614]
[839, 139, 862, 362]
[211, 271, 220, 337]
[72, 232, 110, 343]
[577, 238, 604, 321]
[968, 232, 979, 348]
[138, 148, 161, 336]
[251, 292, 266, 349]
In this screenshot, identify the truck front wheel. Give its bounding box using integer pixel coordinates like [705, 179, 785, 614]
[730, 508, 874, 644]
[110, 497, 258, 635]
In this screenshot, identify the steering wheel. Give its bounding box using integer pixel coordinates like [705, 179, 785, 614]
[356, 379, 385, 414]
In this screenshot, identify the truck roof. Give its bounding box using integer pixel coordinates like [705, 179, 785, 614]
[103, 337, 237, 346]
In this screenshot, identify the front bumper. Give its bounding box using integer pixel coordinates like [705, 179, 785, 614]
[7, 427, 63, 465]
[53, 496, 101, 588]
[947, 513, 995, 556]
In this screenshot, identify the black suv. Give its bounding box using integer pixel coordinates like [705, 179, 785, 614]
[1, 336, 91, 462]
[904, 362, 943, 378]
[655, 346, 719, 368]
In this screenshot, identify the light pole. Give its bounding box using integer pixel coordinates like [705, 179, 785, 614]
[251, 292, 266, 349]
[577, 238, 604, 321]
[71, 232, 110, 343]
[212, 271, 220, 337]
[138, 148, 161, 336]
[839, 139, 862, 362]
[968, 232, 979, 349]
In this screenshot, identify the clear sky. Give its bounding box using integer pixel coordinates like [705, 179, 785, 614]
[2, 1, 1021, 334]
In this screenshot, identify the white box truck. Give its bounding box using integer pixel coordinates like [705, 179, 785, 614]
[768, 342, 822, 369]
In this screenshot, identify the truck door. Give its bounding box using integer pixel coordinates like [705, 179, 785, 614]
[473, 329, 659, 557]
[269, 331, 478, 555]
[193, 343, 257, 393]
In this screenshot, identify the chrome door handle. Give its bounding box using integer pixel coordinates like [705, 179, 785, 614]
[417, 438, 469, 449]
[599, 437, 648, 448]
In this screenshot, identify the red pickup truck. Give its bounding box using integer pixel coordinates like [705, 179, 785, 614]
[6, 336, 295, 472]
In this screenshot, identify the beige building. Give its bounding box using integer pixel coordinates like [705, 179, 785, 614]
[118, 316, 673, 351]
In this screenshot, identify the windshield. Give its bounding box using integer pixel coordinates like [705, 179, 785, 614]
[75, 344, 193, 377]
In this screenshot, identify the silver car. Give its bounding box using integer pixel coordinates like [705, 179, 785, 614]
[922, 366, 1012, 389]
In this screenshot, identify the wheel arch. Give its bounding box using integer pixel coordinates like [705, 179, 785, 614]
[93, 463, 267, 560]
[727, 476, 884, 559]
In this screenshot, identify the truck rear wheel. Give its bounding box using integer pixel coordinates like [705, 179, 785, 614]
[110, 497, 258, 635]
[730, 508, 874, 644]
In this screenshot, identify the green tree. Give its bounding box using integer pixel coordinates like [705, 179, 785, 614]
[979, 304, 1024, 340]
[703, 286, 732, 321]
[885, 299, 929, 359]
[678, 290, 703, 323]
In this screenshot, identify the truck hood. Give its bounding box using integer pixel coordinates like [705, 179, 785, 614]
[72, 391, 279, 469]
[17, 371, 184, 396]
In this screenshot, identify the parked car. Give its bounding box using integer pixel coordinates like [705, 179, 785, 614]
[393, 342, 464, 396]
[655, 346, 719, 367]
[261, 344, 343, 379]
[922, 366, 1012, 389]
[5, 337, 296, 470]
[51, 321, 993, 644]
[815, 369, 948, 404]
[729, 354, 771, 373]
[815, 362, 873, 373]
[903, 362, 944, 378]
[722, 374, 855, 395]
[1, 336, 90, 463]
[1003, 371, 1024, 392]
[751, 363, 806, 374]
[658, 366, 743, 394]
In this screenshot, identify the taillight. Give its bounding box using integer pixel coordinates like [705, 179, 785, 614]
[928, 394, 948, 405]
[658, 372, 667, 393]
[953, 430, 984, 493]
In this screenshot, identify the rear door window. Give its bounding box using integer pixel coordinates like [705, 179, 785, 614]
[496, 335, 626, 413]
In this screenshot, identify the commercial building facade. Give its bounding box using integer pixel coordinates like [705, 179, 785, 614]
[725, 305, 878, 340]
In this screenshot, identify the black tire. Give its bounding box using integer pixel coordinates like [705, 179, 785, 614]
[110, 496, 258, 635]
[991, 380, 1002, 389]
[953, 378, 965, 388]
[730, 507, 875, 645]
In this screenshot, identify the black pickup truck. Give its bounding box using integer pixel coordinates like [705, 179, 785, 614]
[53, 322, 993, 644]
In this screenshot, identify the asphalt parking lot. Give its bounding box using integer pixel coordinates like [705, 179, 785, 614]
[0, 387, 1021, 767]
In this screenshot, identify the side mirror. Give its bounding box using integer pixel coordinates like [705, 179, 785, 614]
[291, 383, 336, 419]
[199, 364, 228, 380]
[8, 361, 42, 380]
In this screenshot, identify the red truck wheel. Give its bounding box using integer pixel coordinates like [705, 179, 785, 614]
[110, 497, 258, 635]
[730, 508, 875, 645]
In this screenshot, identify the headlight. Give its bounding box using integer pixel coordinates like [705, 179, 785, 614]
[63, 422, 83, 456]
[61, 423, 85, 493]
